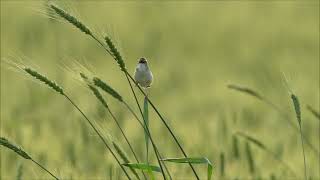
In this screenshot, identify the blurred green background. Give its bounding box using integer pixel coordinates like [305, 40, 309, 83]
[1, 1, 319, 179]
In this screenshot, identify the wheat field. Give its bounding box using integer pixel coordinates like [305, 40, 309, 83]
[1, 1, 319, 180]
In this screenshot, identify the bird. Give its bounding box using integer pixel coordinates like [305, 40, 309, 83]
[134, 57, 153, 88]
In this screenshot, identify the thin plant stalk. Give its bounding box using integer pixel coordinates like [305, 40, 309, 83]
[98, 33, 198, 179]
[299, 124, 307, 180]
[126, 72, 200, 180]
[30, 159, 59, 180]
[143, 96, 150, 164]
[81, 74, 143, 179]
[48, 5, 197, 178]
[124, 74, 171, 180]
[19, 67, 132, 178]
[63, 94, 131, 179]
[107, 107, 145, 180]
[0, 137, 59, 180]
[236, 132, 297, 177]
[289, 90, 307, 180]
[228, 84, 319, 156]
[122, 100, 173, 180]
[94, 76, 171, 179]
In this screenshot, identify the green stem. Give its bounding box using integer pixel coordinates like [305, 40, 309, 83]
[89, 33, 171, 179]
[263, 98, 319, 156]
[106, 107, 145, 180]
[298, 124, 307, 180]
[63, 94, 131, 179]
[126, 72, 200, 180]
[125, 73, 167, 180]
[123, 101, 172, 180]
[30, 159, 59, 180]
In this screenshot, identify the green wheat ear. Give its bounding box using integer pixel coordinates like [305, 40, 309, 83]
[93, 77, 123, 102]
[112, 142, 139, 179]
[80, 73, 109, 109]
[50, 3, 92, 35]
[104, 36, 126, 71]
[24, 67, 64, 95]
[0, 137, 31, 160]
[291, 94, 301, 124]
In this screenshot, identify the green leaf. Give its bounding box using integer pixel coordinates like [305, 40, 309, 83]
[122, 163, 161, 172]
[143, 96, 149, 163]
[161, 157, 213, 180]
[122, 163, 160, 180]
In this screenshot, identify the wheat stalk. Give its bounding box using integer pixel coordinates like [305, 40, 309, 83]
[24, 67, 64, 95]
[104, 36, 126, 72]
[244, 142, 255, 175]
[49, 3, 92, 35]
[48, 4, 198, 178]
[291, 94, 307, 180]
[93, 77, 123, 102]
[103, 37, 197, 180]
[80, 72, 144, 179]
[306, 105, 320, 120]
[236, 132, 297, 177]
[21, 66, 131, 179]
[112, 142, 140, 179]
[228, 84, 319, 156]
[93, 77, 172, 179]
[0, 137, 59, 180]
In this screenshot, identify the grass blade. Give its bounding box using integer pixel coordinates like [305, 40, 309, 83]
[236, 132, 297, 177]
[227, 84, 263, 100]
[123, 163, 161, 180]
[236, 132, 266, 150]
[220, 152, 225, 177]
[306, 105, 320, 120]
[123, 163, 161, 172]
[244, 142, 255, 175]
[232, 135, 240, 159]
[161, 157, 213, 180]
[143, 96, 150, 164]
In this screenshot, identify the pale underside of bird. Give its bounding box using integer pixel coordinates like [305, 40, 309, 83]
[134, 58, 153, 88]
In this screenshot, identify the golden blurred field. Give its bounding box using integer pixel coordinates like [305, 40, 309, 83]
[1, 1, 319, 179]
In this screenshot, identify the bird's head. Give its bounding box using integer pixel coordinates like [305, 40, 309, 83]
[138, 57, 148, 64]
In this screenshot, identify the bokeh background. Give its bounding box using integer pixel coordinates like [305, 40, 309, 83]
[1, 1, 319, 179]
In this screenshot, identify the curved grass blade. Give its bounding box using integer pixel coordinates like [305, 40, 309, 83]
[123, 163, 161, 172]
[161, 157, 213, 180]
[123, 163, 161, 180]
[306, 105, 320, 120]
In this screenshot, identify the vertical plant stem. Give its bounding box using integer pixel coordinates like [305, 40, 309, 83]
[106, 107, 146, 180]
[143, 96, 150, 164]
[299, 124, 307, 180]
[124, 73, 167, 180]
[123, 101, 172, 180]
[30, 159, 59, 180]
[85, 34, 173, 179]
[126, 72, 200, 180]
[63, 94, 131, 180]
